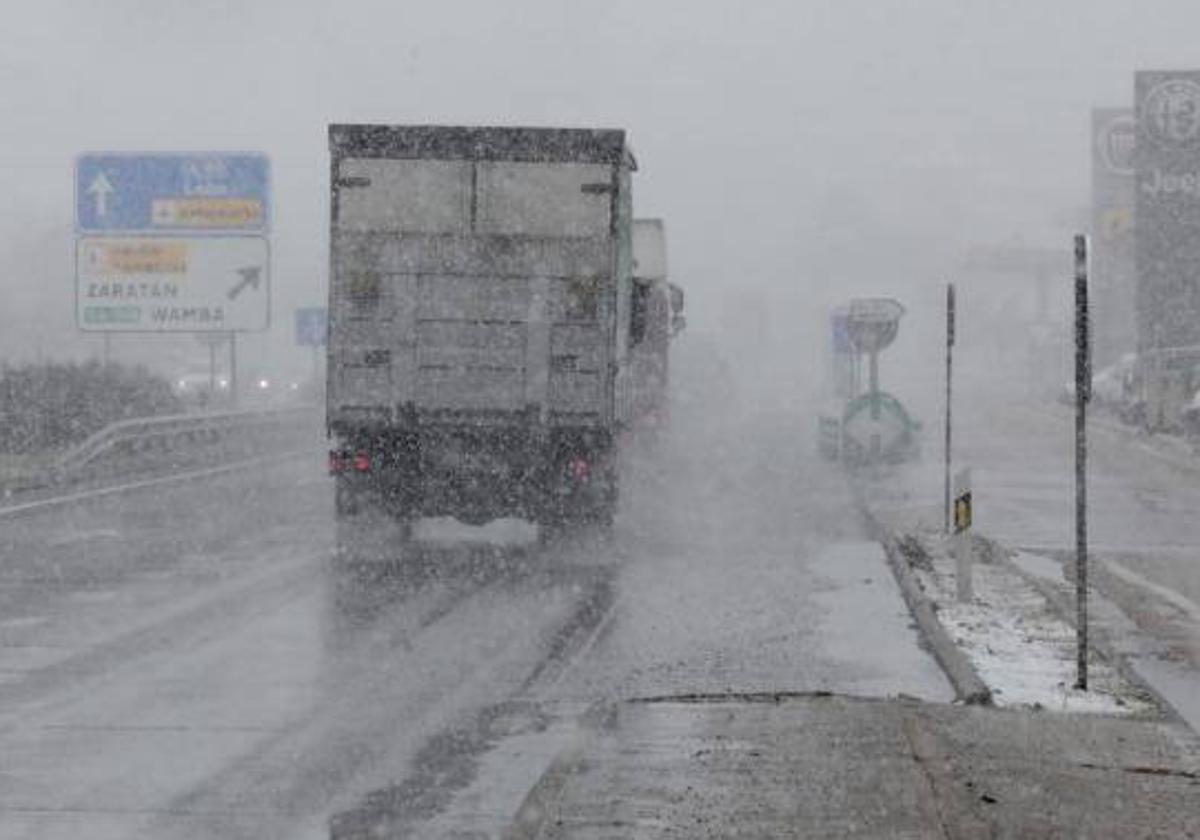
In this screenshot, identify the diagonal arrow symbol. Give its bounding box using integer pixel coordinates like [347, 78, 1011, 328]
[227, 265, 262, 300]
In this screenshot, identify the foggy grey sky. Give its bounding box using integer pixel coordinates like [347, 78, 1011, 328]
[3, 0, 1198, 373]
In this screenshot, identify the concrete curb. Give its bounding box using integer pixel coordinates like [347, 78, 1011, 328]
[504, 703, 613, 840]
[503, 743, 584, 840]
[986, 536, 1193, 732]
[854, 489, 993, 706]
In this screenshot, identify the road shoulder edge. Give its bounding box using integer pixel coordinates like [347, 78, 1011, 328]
[855, 484, 993, 706]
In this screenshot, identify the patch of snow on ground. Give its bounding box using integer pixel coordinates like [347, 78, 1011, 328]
[913, 533, 1155, 715]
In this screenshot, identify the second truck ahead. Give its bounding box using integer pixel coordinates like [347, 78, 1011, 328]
[326, 125, 666, 544]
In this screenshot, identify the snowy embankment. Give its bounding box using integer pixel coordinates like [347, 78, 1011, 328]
[903, 532, 1156, 715]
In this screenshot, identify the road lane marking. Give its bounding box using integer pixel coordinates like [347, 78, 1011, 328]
[541, 591, 621, 695]
[47, 528, 122, 547]
[1101, 557, 1200, 624]
[0, 616, 49, 631]
[38, 723, 285, 733]
[0, 552, 322, 710]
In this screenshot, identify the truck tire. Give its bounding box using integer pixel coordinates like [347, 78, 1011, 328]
[593, 497, 616, 533]
[335, 477, 361, 517]
[594, 467, 618, 533]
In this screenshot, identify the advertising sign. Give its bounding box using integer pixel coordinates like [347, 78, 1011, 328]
[1134, 72, 1200, 354]
[1091, 108, 1136, 365]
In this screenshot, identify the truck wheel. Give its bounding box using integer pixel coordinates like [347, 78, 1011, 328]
[595, 471, 618, 533]
[594, 499, 615, 532]
[535, 508, 562, 544]
[335, 477, 360, 517]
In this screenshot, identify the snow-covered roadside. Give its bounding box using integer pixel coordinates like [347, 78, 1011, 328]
[904, 532, 1157, 716]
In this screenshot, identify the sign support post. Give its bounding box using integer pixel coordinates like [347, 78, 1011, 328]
[208, 341, 218, 396]
[843, 298, 905, 465]
[1153, 325, 1165, 431]
[1074, 234, 1091, 690]
[294, 306, 329, 392]
[229, 332, 238, 409]
[945, 283, 955, 534]
[867, 349, 881, 460]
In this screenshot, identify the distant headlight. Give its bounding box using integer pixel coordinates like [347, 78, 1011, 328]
[217, 378, 229, 389]
[257, 378, 270, 390]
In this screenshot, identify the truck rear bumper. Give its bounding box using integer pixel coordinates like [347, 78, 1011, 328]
[330, 423, 614, 526]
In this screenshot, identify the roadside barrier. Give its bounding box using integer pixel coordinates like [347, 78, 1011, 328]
[3, 405, 321, 498]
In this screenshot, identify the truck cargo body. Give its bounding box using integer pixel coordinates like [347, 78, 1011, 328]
[628, 218, 682, 429]
[326, 126, 635, 530]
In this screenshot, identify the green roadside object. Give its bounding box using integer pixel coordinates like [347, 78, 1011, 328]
[840, 390, 920, 465]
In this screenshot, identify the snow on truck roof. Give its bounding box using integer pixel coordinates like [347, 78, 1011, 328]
[328, 124, 634, 166]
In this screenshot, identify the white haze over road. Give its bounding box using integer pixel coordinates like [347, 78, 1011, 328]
[6, 3, 1200, 835]
[4, 0, 1200, 388]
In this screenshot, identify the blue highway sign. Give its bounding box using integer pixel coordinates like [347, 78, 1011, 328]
[76, 153, 270, 233]
[295, 307, 328, 347]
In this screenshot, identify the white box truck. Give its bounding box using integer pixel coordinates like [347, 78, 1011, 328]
[326, 125, 638, 544]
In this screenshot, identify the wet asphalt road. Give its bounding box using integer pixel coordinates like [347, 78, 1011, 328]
[0, 401, 949, 839]
[958, 398, 1200, 625]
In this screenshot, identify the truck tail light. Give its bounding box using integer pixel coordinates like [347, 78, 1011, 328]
[329, 451, 371, 473]
[567, 456, 590, 482]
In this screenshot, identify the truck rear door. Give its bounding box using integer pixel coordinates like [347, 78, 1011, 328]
[330, 157, 616, 424]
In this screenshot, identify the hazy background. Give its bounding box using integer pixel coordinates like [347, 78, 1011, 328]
[2, 0, 1197, 416]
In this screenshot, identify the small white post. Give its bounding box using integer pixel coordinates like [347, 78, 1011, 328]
[953, 468, 973, 603]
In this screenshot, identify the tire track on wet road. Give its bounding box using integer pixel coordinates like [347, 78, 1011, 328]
[324, 554, 622, 840]
[131, 542, 619, 840]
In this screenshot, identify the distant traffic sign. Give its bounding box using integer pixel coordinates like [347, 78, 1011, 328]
[76, 236, 269, 332]
[295, 307, 328, 347]
[847, 297, 905, 324]
[75, 153, 269, 233]
[845, 297, 905, 354]
[1096, 110, 1136, 176]
[953, 469, 973, 533]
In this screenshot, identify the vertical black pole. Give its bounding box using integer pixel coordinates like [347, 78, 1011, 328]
[1074, 235, 1090, 690]
[945, 283, 955, 534]
[1153, 325, 1165, 431]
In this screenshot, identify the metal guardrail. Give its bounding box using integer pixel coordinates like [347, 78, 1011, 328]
[0, 404, 326, 500]
[55, 405, 315, 476]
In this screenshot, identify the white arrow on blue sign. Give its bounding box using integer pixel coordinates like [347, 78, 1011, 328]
[76, 152, 270, 233]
